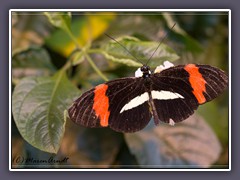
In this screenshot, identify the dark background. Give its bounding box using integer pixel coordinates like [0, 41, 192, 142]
[1, 0, 238, 180]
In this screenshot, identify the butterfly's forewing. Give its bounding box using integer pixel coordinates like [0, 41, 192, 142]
[151, 64, 228, 123]
[68, 77, 152, 133]
[68, 88, 102, 128]
[196, 65, 228, 101]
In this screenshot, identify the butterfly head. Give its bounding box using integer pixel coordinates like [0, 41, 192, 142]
[140, 65, 151, 78]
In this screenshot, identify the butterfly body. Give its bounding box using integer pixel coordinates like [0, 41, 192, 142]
[68, 64, 228, 133]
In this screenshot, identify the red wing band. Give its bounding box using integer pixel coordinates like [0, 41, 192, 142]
[92, 84, 110, 127]
[184, 64, 206, 104]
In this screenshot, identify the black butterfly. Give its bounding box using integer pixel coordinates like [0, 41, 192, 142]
[68, 30, 228, 133]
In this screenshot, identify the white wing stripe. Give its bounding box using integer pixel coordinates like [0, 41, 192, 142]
[120, 90, 184, 113]
[151, 90, 184, 100]
[120, 92, 149, 113]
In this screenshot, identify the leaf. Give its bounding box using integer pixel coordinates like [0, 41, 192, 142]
[100, 36, 179, 67]
[104, 15, 163, 39]
[12, 46, 56, 79]
[12, 71, 81, 153]
[45, 13, 116, 57]
[162, 13, 187, 35]
[44, 12, 71, 33]
[173, 33, 203, 54]
[60, 121, 123, 168]
[198, 101, 229, 146]
[125, 114, 221, 168]
[162, 13, 203, 54]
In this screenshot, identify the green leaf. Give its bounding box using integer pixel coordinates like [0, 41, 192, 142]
[12, 71, 81, 153]
[173, 33, 203, 54]
[162, 13, 203, 54]
[12, 46, 56, 79]
[44, 12, 71, 33]
[198, 100, 229, 146]
[125, 114, 221, 168]
[100, 36, 179, 67]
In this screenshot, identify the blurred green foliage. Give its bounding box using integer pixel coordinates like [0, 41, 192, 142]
[11, 11, 229, 169]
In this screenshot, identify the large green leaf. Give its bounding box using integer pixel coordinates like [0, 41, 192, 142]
[12, 71, 81, 153]
[100, 36, 179, 67]
[125, 114, 221, 168]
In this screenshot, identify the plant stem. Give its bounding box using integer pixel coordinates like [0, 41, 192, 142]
[84, 54, 109, 81]
[61, 59, 72, 72]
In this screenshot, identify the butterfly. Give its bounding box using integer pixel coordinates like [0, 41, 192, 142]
[68, 60, 228, 133]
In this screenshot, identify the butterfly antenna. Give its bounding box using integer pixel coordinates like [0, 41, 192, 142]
[104, 33, 144, 65]
[146, 22, 176, 66]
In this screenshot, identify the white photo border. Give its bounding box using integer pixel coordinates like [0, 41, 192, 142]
[9, 9, 231, 171]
